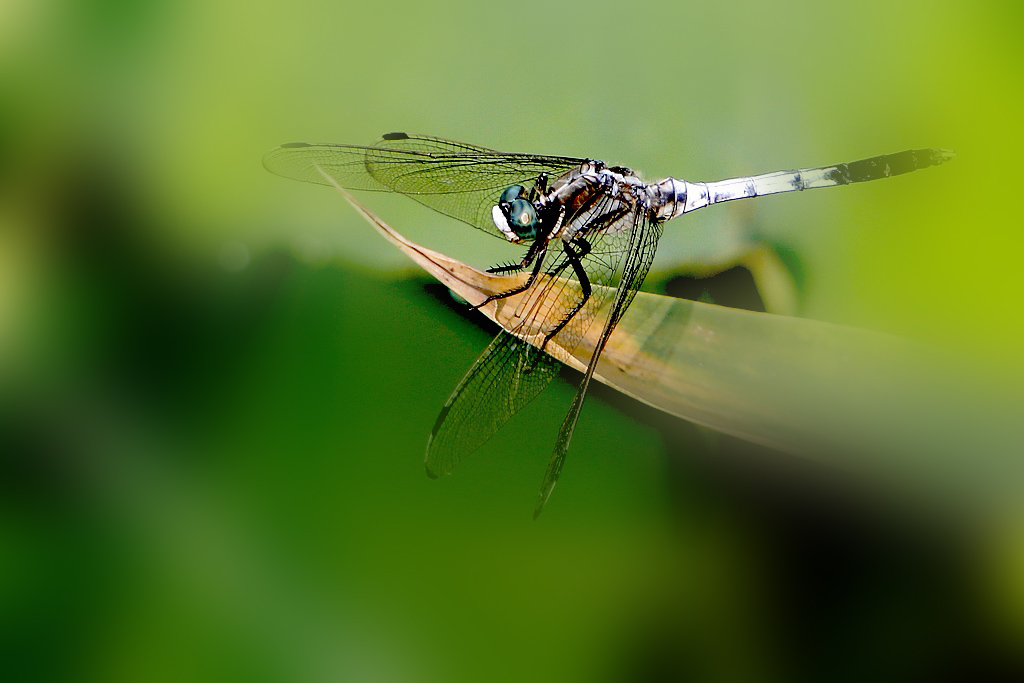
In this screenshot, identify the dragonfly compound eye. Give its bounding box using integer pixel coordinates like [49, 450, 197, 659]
[507, 199, 537, 238]
[499, 185, 525, 204]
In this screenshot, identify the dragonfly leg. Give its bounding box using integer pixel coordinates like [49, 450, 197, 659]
[537, 202, 632, 346]
[541, 237, 592, 349]
[471, 244, 548, 310]
[486, 238, 543, 275]
[487, 261, 529, 275]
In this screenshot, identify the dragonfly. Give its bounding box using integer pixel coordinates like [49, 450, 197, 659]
[263, 132, 954, 516]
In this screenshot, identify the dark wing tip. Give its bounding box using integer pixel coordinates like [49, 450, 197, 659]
[280, 142, 311, 149]
[424, 433, 445, 479]
[424, 461, 441, 479]
[382, 132, 409, 141]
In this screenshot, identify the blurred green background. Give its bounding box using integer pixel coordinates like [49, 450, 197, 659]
[3, 0, 1024, 681]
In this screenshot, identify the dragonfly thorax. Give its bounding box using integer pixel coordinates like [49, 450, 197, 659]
[545, 163, 652, 240]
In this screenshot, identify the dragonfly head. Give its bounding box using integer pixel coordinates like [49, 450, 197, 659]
[492, 185, 538, 242]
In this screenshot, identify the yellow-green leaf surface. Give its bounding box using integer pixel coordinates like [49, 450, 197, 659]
[335, 184, 1023, 522]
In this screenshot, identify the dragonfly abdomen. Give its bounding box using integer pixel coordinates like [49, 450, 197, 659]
[654, 147, 954, 219]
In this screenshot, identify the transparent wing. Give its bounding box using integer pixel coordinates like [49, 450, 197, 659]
[426, 331, 560, 477]
[263, 132, 584, 238]
[534, 210, 665, 517]
[425, 192, 652, 490]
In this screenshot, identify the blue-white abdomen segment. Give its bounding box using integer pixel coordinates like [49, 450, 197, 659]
[653, 148, 955, 221]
